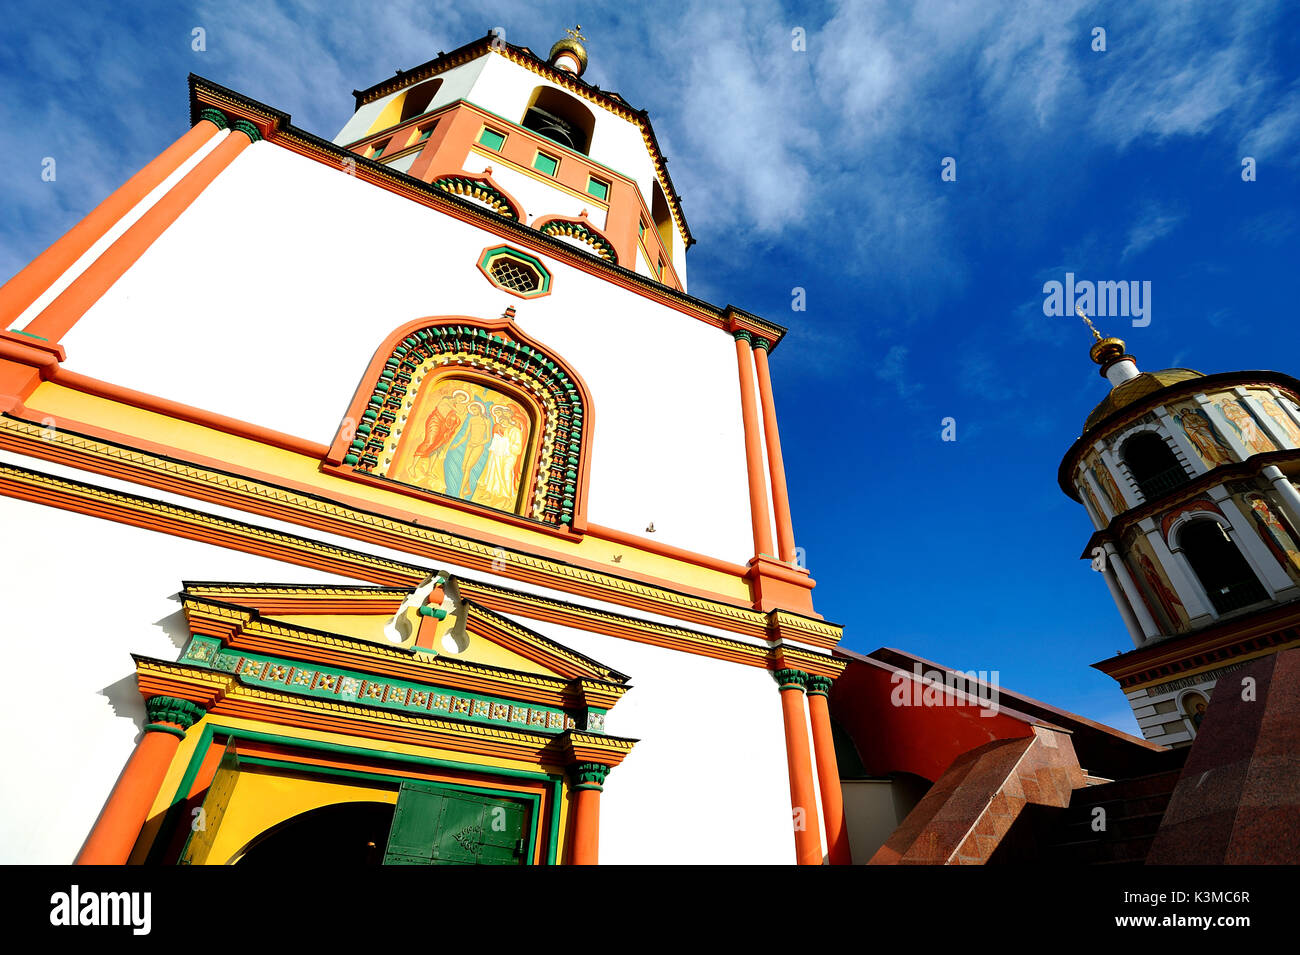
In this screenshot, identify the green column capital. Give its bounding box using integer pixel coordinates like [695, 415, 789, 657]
[230, 119, 263, 143]
[804, 675, 834, 698]
[773, 668, 809, 692]
[752, 337, 772, 352]
[144, 696, 207, 738]
[197, 108, 229, 130]
[570, 761, 611, 791]
[732, 330, 753, 345]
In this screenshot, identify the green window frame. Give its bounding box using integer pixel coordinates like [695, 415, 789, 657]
[533, 151, 560, 177]
[586, 176, 610, 201]
[478, 127, 506, 151]
[417, 127, 433, 142]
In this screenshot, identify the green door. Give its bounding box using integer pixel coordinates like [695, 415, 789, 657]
[383, 781, 527, 865]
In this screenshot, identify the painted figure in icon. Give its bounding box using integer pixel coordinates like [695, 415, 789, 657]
[394, 377, 531, 512]
[1137, 550, 1185, 630]
[405, 388, 470, 485]
[1218, 399, 1274, 454]
[1176, 406, 1234, 467]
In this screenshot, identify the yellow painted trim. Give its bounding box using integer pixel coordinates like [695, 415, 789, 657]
[16, 384, 748, 601]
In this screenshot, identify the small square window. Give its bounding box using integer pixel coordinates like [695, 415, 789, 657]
[369, 141, 388, 158]
[533, 152, 559, 176]
[586, 177, 610, 201]
[418, 126, 433, 142]
[479, 127, 506, 151]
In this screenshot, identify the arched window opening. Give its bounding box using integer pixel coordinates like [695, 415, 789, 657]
[521, 87, 595, 154]
[651, 182, 673, 264]
[1121, 431, 1188, 500]
[1177, 520, 1268, 614]
[398, 79, 443, 124]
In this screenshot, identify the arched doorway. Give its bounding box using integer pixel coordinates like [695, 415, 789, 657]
[1121, 432, 1187, 500]
[1177, 520, 1268, 613]
[235, 801, 395, 866]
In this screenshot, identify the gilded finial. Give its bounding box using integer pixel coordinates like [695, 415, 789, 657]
[1075, 304, 1103, 342]
[1077, 304, 1129, 370]
[549, 25, 589, 75]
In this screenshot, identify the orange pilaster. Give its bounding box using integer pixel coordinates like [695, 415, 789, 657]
[733, 332, 775, 559]
[76, 729, 181, 865]
[568, 762, 609, 865]
[23, 118, 258, 343]
[775, 670, 823, 864]
[76, 696, 205, 865]
[806, 677, 851, 865]
[0, 119, 222, 331]
[751, 340, 797, 562]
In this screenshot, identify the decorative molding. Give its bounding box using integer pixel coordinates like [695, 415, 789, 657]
[0, 432, 842, 651]
[339, 319, 582, 526]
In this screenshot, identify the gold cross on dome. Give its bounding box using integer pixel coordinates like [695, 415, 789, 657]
[566, 24, 586, 42]
[1075, 304, 1103, 342]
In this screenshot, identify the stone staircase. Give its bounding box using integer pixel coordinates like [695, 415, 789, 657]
[1041, 768, 1183, 864]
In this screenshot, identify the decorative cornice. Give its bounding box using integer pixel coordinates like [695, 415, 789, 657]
[0, 429, 842, 657]
[144, 695, 207, 733]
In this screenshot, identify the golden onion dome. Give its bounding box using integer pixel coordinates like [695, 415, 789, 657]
[549, 27, 588, 76]
[1082, 368, 1206, 432]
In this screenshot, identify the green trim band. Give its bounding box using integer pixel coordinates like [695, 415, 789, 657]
[145, 696, 206, 730]
[143, 723, 188, 740]
[573, 782, 604, 792]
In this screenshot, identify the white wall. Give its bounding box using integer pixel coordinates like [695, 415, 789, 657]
[58, 142, 754, 563]
[515, 615, 794, 864]
[0, 494, 353, 864]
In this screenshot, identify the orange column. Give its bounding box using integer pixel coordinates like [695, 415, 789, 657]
[23, 115, 261, 343]
[569, 762, 609, 865]
[733, 331, 775, 559]
[76, 696, 205, 865]
[805, 675, 851, 865]
[775, 669, 823, 864]
[0, 115, 224, 331]
[751, 339, 797, 562]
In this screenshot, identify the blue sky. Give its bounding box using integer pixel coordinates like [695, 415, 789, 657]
[2, 1, 1298, 733]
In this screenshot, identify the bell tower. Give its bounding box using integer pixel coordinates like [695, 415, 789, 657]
[330, 28, 690, 291]
[1059, 310, 1300, 745]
